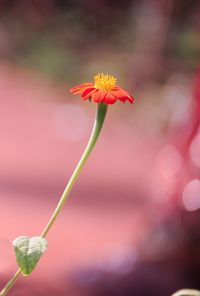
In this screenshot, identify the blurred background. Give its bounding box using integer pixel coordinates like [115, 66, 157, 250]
[0, 0, 200, 295]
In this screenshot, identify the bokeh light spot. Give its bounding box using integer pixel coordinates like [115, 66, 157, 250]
[190, 129, 200, 167]
[182, 179, 200, 211]
[156, 145, 183, 180]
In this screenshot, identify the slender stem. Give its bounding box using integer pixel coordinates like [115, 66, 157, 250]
[41, 102, 108, 237]
[0, 102, 108, 296]
[0, 269, 21, 296]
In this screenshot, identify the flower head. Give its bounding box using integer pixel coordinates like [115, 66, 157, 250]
[70, 73, 134, 104]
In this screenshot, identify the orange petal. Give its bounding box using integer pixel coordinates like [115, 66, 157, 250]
[127, 95, 134, 104]
[103, 91, 117, 104]
[112, 87, 134, 104]
[81, 88, 97, 100]
[70, 83, 94, 94]
[114, 86, 128, 93]
[110, 90, 126, 101]
[92, 90, 106, 103]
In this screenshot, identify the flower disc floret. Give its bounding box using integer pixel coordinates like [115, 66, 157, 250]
[70, 73, 134, 105]
[94, 73, 116, 91]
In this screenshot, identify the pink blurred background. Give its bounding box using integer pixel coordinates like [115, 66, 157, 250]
[0, 1, 200, 295]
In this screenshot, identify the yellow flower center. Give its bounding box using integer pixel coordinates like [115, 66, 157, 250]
[94, 73, 116, 91]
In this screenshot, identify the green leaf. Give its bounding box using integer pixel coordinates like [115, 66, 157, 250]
[13, 236, 48, 276]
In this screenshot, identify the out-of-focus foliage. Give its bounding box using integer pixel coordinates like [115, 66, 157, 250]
[0, 0, 199, 84]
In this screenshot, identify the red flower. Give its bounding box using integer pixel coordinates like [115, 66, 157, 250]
[70, 73, 134, 104]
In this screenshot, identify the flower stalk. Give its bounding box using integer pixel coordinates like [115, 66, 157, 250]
[41, 102, 108, 238]
[0, 269, 21, 296]
[0, 102, 108, 296]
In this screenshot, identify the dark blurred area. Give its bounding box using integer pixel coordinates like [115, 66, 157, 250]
[0, 0, 200, 295]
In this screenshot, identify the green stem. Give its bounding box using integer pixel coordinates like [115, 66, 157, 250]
[0, 269, 21, 296]
[0, 102, 108, 296]
[41, 102, 108, 237]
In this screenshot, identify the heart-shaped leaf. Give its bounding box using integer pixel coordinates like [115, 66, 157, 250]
[13, 236, 48, 276]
